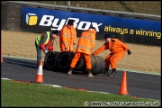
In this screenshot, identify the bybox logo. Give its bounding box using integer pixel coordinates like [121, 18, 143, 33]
[25, 13, 102, 32]
[39, 15, 102, 32]
[26, 13, 38, 26]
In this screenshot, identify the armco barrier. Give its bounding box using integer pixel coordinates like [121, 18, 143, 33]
[43, 51, 105, 74]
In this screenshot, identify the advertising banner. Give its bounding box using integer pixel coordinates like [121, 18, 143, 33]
[21, 6, 161, 46]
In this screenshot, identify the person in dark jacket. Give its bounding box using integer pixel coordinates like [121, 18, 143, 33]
[35, 30, 59, 67]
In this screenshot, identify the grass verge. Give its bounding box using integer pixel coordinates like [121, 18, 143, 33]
[1, 79, 160, 107]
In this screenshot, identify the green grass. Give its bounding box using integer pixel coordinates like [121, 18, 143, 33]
[1, 80, 161, 107]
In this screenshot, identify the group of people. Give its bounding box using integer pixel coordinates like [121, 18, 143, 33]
[35, 19, 131, 78]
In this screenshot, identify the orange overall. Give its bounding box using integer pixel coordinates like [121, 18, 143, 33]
[93, 38, 129, 69]
[59, 25, 77, 52]
[70, 29, 96, 70]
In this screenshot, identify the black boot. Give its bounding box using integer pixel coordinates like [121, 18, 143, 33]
[67, 67, 73, 75]
[109, 68, 117, 77]
[104, 68, 110, 76]
[87, 69, 93, 78]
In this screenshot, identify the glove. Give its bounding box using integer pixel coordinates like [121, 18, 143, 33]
[127, 49, 131, 55]
[48, 45, 53, 51]
[44, 49, 49, 54]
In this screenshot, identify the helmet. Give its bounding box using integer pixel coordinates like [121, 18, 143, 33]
[51, 30, 59, 35]
[89, 25, 96, 32]
[89, 26, 96, 30]
[67, 19, 74, 26]
[89, 24, 96, 30]
[104, 33, 111, 39]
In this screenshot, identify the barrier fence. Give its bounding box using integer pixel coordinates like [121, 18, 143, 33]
[25, 1, 161, 15]
[1, 1, 161, 46]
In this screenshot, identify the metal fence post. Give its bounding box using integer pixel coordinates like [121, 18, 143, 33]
[68, 1, 71, 7]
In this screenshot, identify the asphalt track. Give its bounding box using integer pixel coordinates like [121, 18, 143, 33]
[1, 56, 161, 100]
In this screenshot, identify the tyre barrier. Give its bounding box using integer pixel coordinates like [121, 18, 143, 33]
[74, 56, 86, 71]
[44, 51, 105, 74]
[43, 51, 60, 70]
[57, 52, 75, 72]
[91, 55, 105, 74]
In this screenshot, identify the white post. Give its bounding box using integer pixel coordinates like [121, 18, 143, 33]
[68, 1, 71, 7]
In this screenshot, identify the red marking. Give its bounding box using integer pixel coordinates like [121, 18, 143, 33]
[76, 88, 87, 91]
[13, 80, 33, 84]
[63, 86, 87, 91]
